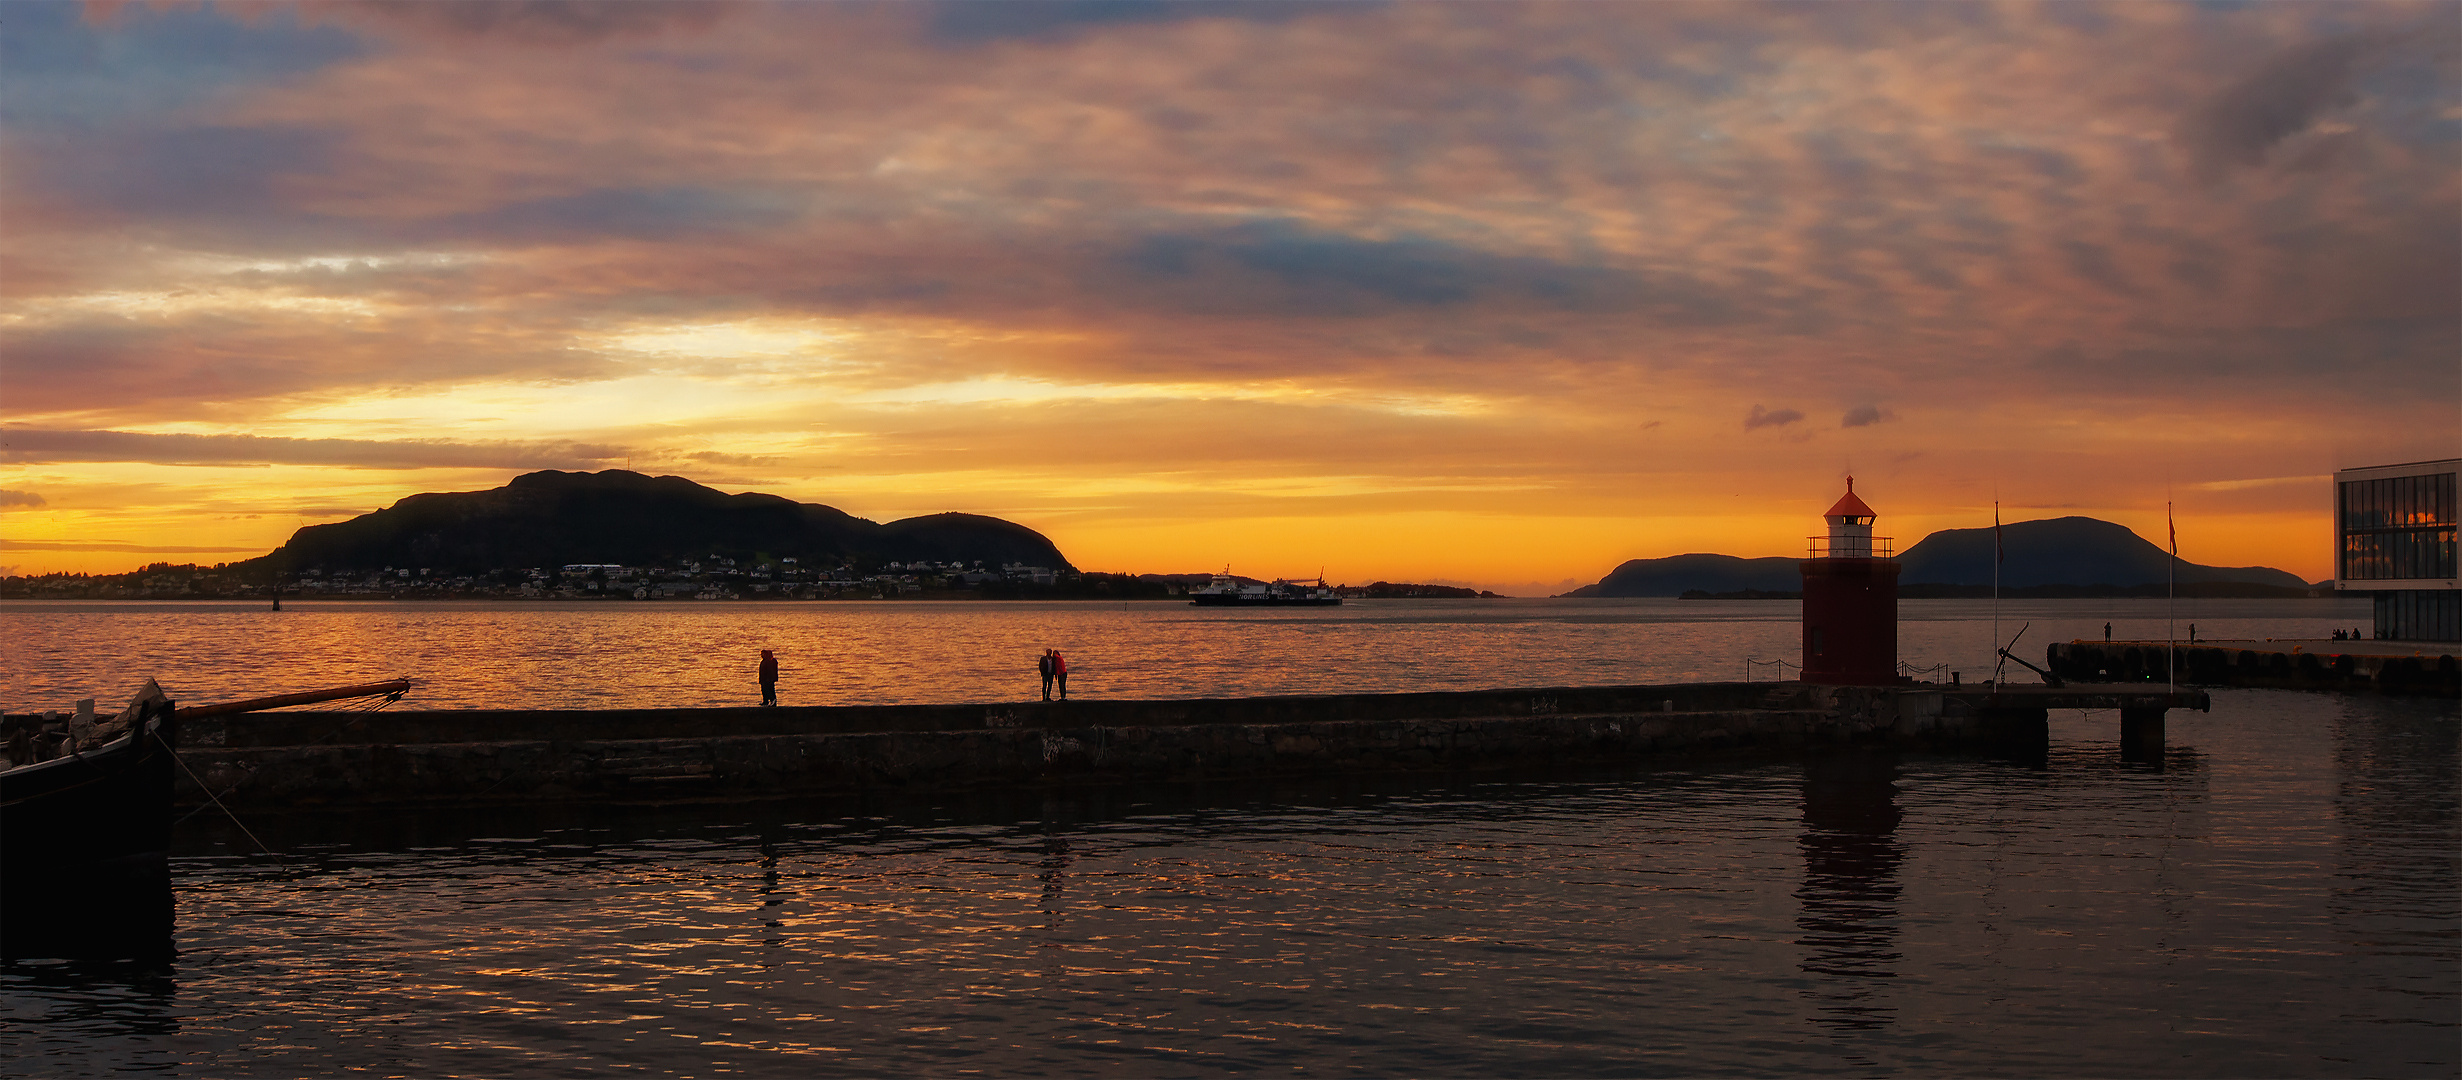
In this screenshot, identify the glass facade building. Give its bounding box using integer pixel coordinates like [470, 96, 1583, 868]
[2339, 472, 2456, 581]
[2334, 458, 2460, 642]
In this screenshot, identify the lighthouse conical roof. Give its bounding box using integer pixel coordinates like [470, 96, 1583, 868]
[1824, 481, 1875, 519]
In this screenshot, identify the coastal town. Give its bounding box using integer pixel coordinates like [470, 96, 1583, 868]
[0, 562, 1499, 602]
[4, 559, 1072, 601]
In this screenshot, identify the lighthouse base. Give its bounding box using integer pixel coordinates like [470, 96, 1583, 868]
[1800, 557, 1900, 686]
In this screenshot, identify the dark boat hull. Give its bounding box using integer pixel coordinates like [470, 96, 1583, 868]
[1, 717, 176, 961]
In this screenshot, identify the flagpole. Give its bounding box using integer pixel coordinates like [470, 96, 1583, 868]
[2167, 501, 2177, 692]
[1992, 500, 2002, 684]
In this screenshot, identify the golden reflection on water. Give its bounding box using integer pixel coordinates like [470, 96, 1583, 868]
[2, 597, 2375, 712]
[0, 603, 2450, 1075]
[2, 694, 2413, 1074]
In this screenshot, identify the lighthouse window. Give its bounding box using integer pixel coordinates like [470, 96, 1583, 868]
[1810, 627, 1825, 655]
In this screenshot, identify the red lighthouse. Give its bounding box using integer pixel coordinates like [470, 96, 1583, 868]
[1800, 477, 1899, 685]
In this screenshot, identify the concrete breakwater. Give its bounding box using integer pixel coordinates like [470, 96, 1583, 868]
[2047, 641, 2460, 697]
[150, 683, 2055, 811]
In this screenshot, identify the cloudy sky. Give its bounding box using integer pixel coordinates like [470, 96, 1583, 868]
[3, 1, 2455, 591]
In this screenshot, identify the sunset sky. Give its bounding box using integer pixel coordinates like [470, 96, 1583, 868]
[4, 1, 2455, 593]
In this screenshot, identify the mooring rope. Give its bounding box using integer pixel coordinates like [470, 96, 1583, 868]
[171, 680, 409, 827]
[162, 731, 278, 858]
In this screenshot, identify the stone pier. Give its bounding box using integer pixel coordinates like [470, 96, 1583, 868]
[2047, 640, 2460, 698]
[73, 682, 2085, 811]
[6, 681, 2221, 812]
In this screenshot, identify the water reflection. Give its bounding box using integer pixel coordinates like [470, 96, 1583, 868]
[1037, 832, 1073, 953]
[1795, 750, 1904, 1033]
[1038, 833, 1072, 909]
[5, 695, 2452, 1076]
[2, 597, 2373, 712]
[0, 960, 182, 1072]
[2330, 696, 2460, 1003]
[756, 838, 786, 945]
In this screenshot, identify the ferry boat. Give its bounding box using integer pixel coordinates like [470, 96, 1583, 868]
[1189, 571, 1343, 607]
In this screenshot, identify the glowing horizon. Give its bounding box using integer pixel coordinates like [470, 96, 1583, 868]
[4, 2, 2454, 592]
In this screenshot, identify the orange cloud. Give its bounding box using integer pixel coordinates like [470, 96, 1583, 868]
[4, 1, 2452, 585]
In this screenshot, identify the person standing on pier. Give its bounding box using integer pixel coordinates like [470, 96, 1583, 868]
[1052, 650, 1069, 700]
[759, 650, 779, 707]
[1038, 650, 1055, 701]
[2104, 622, 2112, 643]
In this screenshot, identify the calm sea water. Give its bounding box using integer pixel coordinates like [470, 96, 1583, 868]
[2, 599, 2455, 1077]
[0, 596, 2393, 713]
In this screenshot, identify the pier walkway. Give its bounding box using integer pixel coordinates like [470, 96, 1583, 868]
[2048, 639, 2459, 697]
[12, 680, 2215, 812]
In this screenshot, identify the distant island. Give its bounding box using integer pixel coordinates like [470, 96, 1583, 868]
[253, 469, 1075, 575]
[1566, 516, 2322, 598]
[5, 470, 1087, 601]
[0, 470, 1510, 602]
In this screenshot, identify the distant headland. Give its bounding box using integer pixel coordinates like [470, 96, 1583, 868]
[1562, 516, 2321, 598]
[0, 471, 1503, 602]
[251, 469, 1075, 575]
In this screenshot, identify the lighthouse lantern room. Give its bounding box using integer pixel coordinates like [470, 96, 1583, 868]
[1800, 477, 1900, 686]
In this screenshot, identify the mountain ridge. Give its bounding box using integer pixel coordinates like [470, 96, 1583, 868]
[234, 470, 1074, 575]
[1562, 516, 2313, 597]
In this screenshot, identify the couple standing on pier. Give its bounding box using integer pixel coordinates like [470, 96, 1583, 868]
[1039, 650, 1069, 701]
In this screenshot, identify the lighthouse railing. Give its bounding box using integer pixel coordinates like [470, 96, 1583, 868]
[1805, 536, 1894, 559]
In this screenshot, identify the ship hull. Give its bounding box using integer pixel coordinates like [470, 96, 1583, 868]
[0, 718, 177, 961]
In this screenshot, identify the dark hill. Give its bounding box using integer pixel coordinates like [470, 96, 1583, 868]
[235, 470, 1072, 574]
[1558, 553, 1801, 598]
[1896, 516, 2307, 589]
[1563, 516, 2309, 596]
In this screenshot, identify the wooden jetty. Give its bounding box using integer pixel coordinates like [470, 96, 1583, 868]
[1938, 683, 2209, 762]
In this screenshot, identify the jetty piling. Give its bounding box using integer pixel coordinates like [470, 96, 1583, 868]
[2120, 705, 2166, 762]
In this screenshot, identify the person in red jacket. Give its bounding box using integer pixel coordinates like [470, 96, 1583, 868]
[1051, 650, 1069, 700]
[758, 650, 779, 707]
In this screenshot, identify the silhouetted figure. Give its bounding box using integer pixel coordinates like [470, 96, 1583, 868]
[758, 650, 778, 707]
[2104, 622, 2112, 643]
[1038, 650, 1055, 701]
[2188, 623, 2197, 644]
[1052, 651, 1069, 700]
